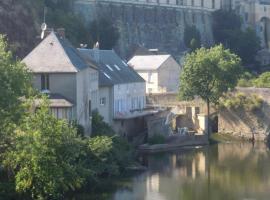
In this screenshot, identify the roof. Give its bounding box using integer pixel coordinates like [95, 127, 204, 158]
[128, 55, 171, 70]
[34, 93, 73, 108]
[23, 32, 96, 73]
[78, 49, 145, 86]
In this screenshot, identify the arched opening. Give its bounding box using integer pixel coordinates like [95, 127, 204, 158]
[260, 17, 270, 49]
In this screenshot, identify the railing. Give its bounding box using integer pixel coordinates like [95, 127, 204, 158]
[77, 0, 218, 12]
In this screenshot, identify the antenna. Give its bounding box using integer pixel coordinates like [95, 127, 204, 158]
[41, 7, 47, 39]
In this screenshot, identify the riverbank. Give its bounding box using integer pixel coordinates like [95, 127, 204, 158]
[210, 132, 262, 144]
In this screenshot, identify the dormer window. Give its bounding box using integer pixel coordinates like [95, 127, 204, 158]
[41, 74, 50, 90]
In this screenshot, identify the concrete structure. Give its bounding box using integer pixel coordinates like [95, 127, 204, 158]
[128, 54, 182, 93]
[74, 0, 225, 59]
[79, 47, 157, 139]
[23, 31, 99, 135]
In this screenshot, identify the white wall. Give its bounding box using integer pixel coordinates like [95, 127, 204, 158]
[76, 67, 99, 136]
[113, 82, 146, 117]
[98, 86, 113, 124]
[137, 71, 159, 94]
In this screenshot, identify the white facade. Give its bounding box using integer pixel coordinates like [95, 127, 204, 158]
[128, 55, 182, 94]
[113, 82, 146, 118]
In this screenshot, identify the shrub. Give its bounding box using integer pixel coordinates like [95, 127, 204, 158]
[148, 134, 166, 145]
[220, 92, 263, 111]
[92, 110, 115, 137]
[253, 72, 270, 88]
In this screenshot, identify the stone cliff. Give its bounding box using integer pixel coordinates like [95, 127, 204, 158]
[75, 0, 215, 59]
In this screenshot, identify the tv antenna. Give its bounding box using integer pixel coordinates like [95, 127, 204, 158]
[41, 7, 47, 39]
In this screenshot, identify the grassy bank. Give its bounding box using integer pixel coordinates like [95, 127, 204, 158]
[210, 133, 247, 143]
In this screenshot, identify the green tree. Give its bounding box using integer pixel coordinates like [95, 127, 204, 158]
[0, 35, 32, 154]
[179, 45, 242, 137]
[92, 110, 115, 137]
[184, 25, 201, 52]
[89, 18, 120, 49]
[3, 101, 92, 199]
[253, 72, 270, 88]
[213, 10, 260, 65]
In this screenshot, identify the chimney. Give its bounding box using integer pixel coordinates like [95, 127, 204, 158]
[93, 41, 100, 62]
[57, 28, 65, 38]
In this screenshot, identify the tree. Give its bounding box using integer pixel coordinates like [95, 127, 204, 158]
[0, 35, 32, 154]
[89, 18, 120, 49]
[92, 110, 115, 137]
[3, 101, 93, 199]
[213, 10, 260, 65]
[184, 25, 201, 52]
[179, 45, 242, 137]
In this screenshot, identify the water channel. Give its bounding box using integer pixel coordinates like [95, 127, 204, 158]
[79, 142, 270, 200]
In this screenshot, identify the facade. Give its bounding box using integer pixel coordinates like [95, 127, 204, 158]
[79, 48, 151, 138]
[128, 55, 182, 94]
[22, 31, 99, 135]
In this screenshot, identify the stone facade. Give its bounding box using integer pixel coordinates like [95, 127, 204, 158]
[74, 0, 217, 58]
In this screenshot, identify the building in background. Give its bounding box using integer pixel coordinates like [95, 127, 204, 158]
[128, 54, 182, 94]
[23, 31, 99, 135]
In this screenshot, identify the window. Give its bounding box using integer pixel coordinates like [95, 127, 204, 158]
[106, 64, 113, 71]
[191, 0, 194, 6]
[103, 72, 111, 79]
[41, 74, 49, 90]
[114, 64, 121, 70]
[201, 0, 204, 7]
[100, 97, 106, 106]
[212, 0, 215, 9]
[148, 72, 152, 83]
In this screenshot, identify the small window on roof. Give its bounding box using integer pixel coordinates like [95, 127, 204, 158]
[103, 72, 111, 79]
[114, 64, 121, 70]
[122, 61, 128, 66]
[106, 64, 113, 71]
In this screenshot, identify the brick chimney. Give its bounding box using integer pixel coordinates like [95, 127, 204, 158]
[56, 28, 65, 38]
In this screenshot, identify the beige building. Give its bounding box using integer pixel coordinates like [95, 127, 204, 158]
[79, 48, 155, 139]
[23, 31, 99, 135]
[128, 55, 182, 94]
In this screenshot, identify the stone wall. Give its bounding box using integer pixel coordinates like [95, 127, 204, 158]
[218, 88, 270, 141]
[74, 0, 214, 59]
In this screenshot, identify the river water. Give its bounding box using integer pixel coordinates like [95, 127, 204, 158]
[109, 142, 270, 200]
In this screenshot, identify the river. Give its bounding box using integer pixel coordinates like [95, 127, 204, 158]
[77, 142, 270, 200]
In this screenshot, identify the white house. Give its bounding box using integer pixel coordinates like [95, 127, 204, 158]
[79, 48, 153, 139]
[22, 31, 99, 135]
[128, 54, 182, 94]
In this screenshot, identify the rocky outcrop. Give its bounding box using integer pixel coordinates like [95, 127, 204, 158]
[75, 1, 214, 59]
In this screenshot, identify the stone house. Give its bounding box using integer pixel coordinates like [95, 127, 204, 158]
[128, 54, 182, 94]
[22, 31, 99, 136]
[79, 48, 155, 139]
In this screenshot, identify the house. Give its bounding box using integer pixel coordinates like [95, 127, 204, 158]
[22, 31, 99, 136]
[79, 47, 152, 139]
[128, 54, 182, 94]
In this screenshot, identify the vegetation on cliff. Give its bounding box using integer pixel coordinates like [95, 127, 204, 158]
[238, 71, 270, 88]
[213, 10, 260, 66]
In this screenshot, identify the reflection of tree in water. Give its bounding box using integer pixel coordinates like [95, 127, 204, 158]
[181, 143, 270, 200]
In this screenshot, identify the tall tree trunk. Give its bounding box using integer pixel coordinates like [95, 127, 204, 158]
[207, 98, 210, 140]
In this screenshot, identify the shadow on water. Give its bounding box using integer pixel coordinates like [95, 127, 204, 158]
[72, 142, 270, 200]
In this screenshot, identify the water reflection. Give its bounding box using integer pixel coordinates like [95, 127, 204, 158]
[113, 142, 270, 200]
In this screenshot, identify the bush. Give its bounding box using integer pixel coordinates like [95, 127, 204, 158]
[253, 72, 270, 88]
[220, 92, 263, 111]
[148, 134, 166, 145]
[92, 110, 115, 137]
[3, 102, 93, 199]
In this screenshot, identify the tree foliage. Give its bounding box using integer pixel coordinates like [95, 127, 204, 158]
[179, 45, 242, 104]
[213, 10, 260, 65]
[179, 45, 242, 135]
[92, 110, 115, 137]
[89, 18, 120, 49]
[0, 35, 32, 155]
[184, 25, 201, 52]
[3, 101, 93, 199]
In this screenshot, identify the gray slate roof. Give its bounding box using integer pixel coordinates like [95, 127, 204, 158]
[78, 49, 145, 86]
[23, 32, 96, 73]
